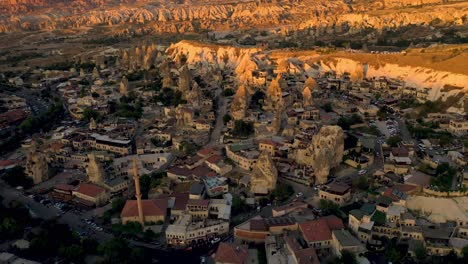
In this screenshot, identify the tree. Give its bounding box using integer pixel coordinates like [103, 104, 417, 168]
[232, 196, 248, 215]
[386, 136, 402, 147]
[59, 244, 84, 262]
[82, 108, 100, 121]
[414, 244, 427, 262]
[353, 176, 369, 191]
[322, 102, 333, 112]
[462, 245, 468, 261]
[270, 183, 294, 202]
[340, 250, 357, 264]
[223, 114, 232, 125]
[111, 197, 126, 213]
[2, 166, 33, 189]
[222, 88, 235, 97]
[319, 199, 340, 216]
[231, 120, 254, 138]
[99, 237, 131, 263]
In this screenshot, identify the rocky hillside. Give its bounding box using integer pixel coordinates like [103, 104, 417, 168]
[165, 41, 468, 113]
[1, 0, 466, 36]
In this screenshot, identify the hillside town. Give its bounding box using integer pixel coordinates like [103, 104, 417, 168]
[1, 40, 468, 264]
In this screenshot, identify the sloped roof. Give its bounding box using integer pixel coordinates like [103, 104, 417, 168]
[120, 199, 167, 218]
[213, 242, 248, 264]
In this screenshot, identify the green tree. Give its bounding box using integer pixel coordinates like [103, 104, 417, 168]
[340, 250, 357, 264]
[223, 114, 232, 125]
[319, 199, 340, 216]
[222, 88, 235, 96]
[414, 244, 427, 262]
[353, 176, 369, 191]
[270, 183, 294, 202]
[111, 197, 126, 213]
[322, 102, 333, 112]
[462, 245, 468, 261]
[231, 120, 254, 138]
[2, 166, 33, 189]
[386, 136, 402, 147]
[59, 244, 84, 262]
[232, 196, 248, 215]
[82, 108, 100, 121]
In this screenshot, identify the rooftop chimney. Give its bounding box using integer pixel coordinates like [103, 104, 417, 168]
[132, 158, 144, 227]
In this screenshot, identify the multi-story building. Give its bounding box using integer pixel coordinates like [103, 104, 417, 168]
[448, 119, 468, 136]
[225, 144, 259, 171]
[318, 183, 351, 206]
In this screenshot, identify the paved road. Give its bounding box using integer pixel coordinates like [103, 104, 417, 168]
[208, 96, 227, 146]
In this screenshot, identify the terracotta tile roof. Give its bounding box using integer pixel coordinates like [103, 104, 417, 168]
[74, 183, 105, 198]
[191, 165, 216, 178]
[168, 167, 192, 176]
[206, 154, 223, 164]
[120, 199, 167, 218]
[0, 160, 15, 167]
[213, 242, 248, 264]
[0, 109, 28, 124]
[391, 147, 409, 157]
[299, 216, 344, 243]
[54, 184, 75, 192]
[172, 192, 189, 211]
[284, 236, 319, 264]
[323, 215, 345, 230]
[197, 147, 216, 157]
[250, 219, 268, 231]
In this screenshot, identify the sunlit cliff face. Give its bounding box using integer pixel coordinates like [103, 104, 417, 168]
[0, 0, 467, 35]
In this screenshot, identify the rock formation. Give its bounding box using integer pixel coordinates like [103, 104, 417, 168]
[187, 81, 202, 108]
[251, 151, 277, 194]
[89, 117, 97, 130]
[87, 153, 106, 185]
[304, 77, 319, 92]
[119, 76, 129, 95]
[303, 86, 313, 107]
[178, 65, 192, 93]
[264, 76, 284, 111]
[26, 145, 49, 184]
[175, 105, 194, 128]
[230, 85, 249, 120]
[295, 126, 344, 184]
[92, 67, 100, 79]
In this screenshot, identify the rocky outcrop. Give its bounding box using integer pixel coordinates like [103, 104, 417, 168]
[166, 40, 261, 83]
[87, 153, 106, 185]
[231, 85, 249, 120]
[264, 76, 284, 111]
[295, 126, 344, 184]
[119, 76, 129, 95]
[26, 146, 49, 184]
[302, 86, 313, 107]
[251, 151, 277, 195]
